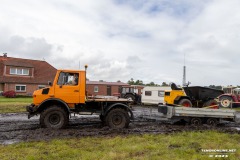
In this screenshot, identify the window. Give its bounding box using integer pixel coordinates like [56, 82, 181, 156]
[94, 86, 99, 92]
[38, 85, 46, 89]
[15, 85, 26, 92]
[158, 91, 164, 97]
[57, 72, 79, 86]
[10, 68, 29, 75]
[145, 91, 152, 96]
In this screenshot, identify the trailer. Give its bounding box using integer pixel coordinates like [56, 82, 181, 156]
[141, 86, 171, 105]
[141, 105, 236, 126]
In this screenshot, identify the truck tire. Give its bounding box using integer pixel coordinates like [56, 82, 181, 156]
[106, 108, 130, 129]
[190, 118, 202, 126]
[203, 99, 219, 109]
[178, 99, 192, 107]
[40, 106, 69, 129]
[219, 96, 232, 108]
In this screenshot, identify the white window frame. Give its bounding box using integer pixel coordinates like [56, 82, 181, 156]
[145, 91, 152, 96]
[94, 86, 99, 92]
[10, 67, 29, 75]
[15, 85, 26, 92]
[158, 91, 164, 97]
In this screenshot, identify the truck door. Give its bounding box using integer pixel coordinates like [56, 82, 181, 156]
[54, 72, 80, 103]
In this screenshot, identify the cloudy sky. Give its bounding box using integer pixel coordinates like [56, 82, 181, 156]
[1, 0, 240, 86]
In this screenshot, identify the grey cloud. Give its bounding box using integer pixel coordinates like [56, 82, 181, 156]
[0, 32, 67, 62]
[0, 35, 55, 59]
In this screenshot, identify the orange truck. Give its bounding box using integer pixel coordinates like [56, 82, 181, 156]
[26, 65, 133, 129]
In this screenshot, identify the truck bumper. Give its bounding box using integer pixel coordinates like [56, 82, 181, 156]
[26, 104, 38, 119]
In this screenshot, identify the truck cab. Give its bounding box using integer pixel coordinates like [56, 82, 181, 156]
[33, 70, 86, 107]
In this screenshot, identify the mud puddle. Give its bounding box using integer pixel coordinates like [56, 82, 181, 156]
[0, 107, 239, 145]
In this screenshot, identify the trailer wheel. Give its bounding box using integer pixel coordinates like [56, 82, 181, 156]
[206, 118, 218, 126]
[178, 99, 192, 107]
[106, 108, 130, 129]
[203, 100, 219, 109]
[190, 118, 202, 126]
[219, 96, 232, 108]
[40, 106, 68, 129]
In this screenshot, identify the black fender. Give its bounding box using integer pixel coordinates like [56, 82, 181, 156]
[104, 103, 134, 120]
[174, 96, 190, 104]
[36, 98, 70, 113]
[124, 93, 135, 98]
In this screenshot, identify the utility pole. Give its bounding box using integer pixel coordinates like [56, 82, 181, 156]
[182, 53, 186, 87]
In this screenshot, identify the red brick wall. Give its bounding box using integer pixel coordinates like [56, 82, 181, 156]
[4, 83, 47, 95]
[86, 84, 122, 96]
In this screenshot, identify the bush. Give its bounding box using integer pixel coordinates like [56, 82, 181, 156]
[2, 90, 16, 98]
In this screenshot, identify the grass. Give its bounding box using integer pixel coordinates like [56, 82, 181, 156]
[233, 107, 240, 112]
[0, 131, 239, 160]
[0, 96, 32, 113]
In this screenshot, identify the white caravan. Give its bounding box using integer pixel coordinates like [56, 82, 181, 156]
[141, 86, 171, 105]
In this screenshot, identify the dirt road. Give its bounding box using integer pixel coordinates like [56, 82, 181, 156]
[0, 107, 239, 145]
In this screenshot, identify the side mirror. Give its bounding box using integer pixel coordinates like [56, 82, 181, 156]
[48, 81, 52, 86]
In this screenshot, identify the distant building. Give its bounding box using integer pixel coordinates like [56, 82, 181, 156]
[0, 54, 56, 95]
[86, 80, 129, 96]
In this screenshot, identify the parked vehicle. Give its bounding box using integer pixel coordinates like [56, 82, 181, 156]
[120, 86, 142, 104]
[219, 87, 240, 108]
[141, 86, 171, 105]
[164, 83, 224, 108]
[26, 65, 133, 129]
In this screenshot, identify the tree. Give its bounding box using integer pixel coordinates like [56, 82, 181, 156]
[127, 78, 134, 85]
[161, 82, 169, 86]
[127, 78, 144, 85]
[146, 82, 160, 86]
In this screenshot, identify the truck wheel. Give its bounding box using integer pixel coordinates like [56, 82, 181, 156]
[178, 99, 192, 107]
[106, 108, 130, 129]
[219, 96, 232, 108]
[203, 100, 219, 109]
[190, 118, 202, 126]
[40, 106, 69, 129]
[206, 118, 218, 126]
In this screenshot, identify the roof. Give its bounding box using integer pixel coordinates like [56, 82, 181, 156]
[87, 81, 129, 86]
[0, 56, 57, 84]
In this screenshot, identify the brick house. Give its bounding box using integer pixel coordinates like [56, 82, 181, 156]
[0, 54, 57, 95]
[86, 80, 129, 96]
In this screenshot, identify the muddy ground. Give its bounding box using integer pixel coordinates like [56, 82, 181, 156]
[0, 106, 239, 145]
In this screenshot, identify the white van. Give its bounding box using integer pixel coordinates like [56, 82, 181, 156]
[141, 86, 171, 105]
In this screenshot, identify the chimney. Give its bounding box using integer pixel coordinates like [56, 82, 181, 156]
[3, 53, 7, 57]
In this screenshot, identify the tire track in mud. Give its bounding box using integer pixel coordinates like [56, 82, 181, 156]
[0, 110, 239, 145]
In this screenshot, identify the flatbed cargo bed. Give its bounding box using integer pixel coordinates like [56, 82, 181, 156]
[86, 96, 131, 102]
[166, 107, 235, 119]
[141, 105, 236, 126]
